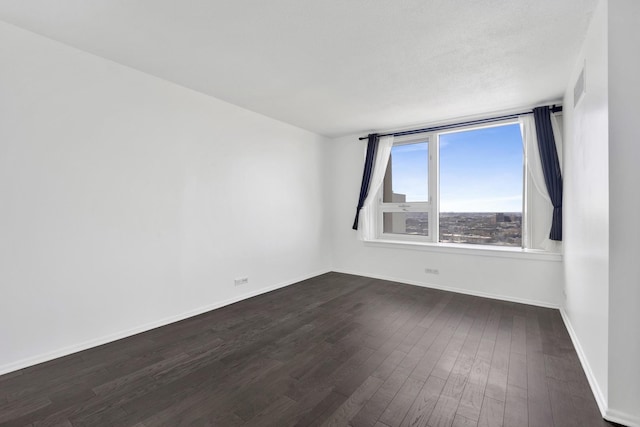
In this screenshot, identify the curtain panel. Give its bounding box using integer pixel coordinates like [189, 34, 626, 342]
[352, 134, 379, 230]
[519, 110, 564, 249]
[352, 135, 394, 240]
[533, 106, 564, 241]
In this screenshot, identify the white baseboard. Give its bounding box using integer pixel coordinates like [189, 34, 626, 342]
[333, 269, 560, 309]
[560, 309, 640, 427]
[606, 408, 640, 427]
[0, 269, 331, 376]
[559, 308, 608, 417]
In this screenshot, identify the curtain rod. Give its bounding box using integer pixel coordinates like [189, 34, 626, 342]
[358, 104, 563, 140]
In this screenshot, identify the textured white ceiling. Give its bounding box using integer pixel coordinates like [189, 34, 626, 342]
[0, 1, 596, 137]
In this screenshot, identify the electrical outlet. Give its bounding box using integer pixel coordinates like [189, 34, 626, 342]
[425, 268, 439, 275]
[234, 277, 249, 286]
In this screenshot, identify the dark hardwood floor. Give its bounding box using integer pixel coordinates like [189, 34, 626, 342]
[0, 272, 614, 426]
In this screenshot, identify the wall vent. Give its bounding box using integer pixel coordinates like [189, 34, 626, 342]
[574, 62, 586, 108]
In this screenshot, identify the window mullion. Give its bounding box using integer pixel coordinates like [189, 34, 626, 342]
[430, 132, 439, 243]
[380, 202, 429, 212]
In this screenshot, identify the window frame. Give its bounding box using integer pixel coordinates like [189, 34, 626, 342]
[376, 133, 437, 242]
[375, 119, 525, 248]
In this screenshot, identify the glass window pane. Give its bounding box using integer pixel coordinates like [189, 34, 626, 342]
[383, 141, 428, 203]
[438, 124, 523, 247]
[383, 212, 429, 236]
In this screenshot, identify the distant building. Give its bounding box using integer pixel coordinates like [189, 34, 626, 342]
[383, 155, 408, 234]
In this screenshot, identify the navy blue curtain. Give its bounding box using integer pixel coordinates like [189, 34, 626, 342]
[352, 134, 379, 230]
[533, 106, 563, 241]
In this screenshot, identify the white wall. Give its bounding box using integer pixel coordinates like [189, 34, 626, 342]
[561, 0, 610, 410]
[0, 21, 331, 374]
[563, 1, 640, 425]
[328, 134, 564, 308]
[607, 0, 640, 424]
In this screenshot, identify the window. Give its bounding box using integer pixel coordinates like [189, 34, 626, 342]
[378, 121, 523, 247]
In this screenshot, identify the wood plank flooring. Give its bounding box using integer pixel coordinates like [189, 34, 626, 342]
[0, 272, 617, 426]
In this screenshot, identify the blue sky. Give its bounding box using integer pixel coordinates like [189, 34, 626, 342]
[390, 123, 523, 212]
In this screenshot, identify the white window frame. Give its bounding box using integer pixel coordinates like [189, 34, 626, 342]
[375, 119, 524, 247]
[376, 133, 437, 242]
